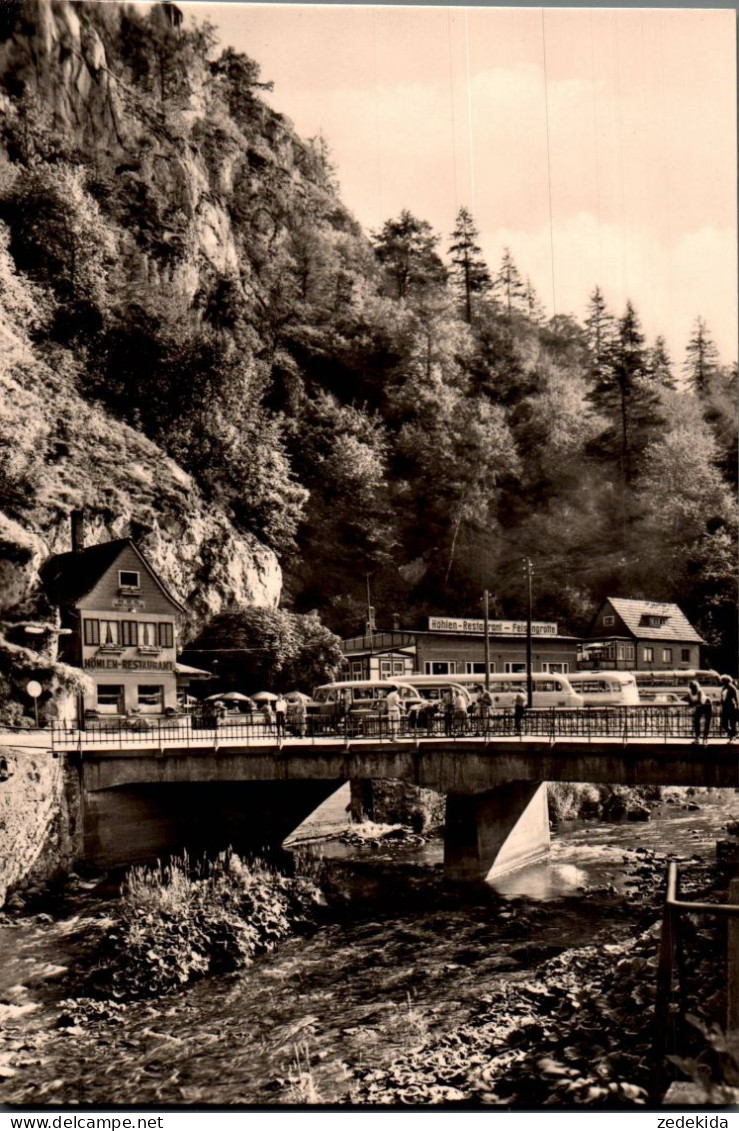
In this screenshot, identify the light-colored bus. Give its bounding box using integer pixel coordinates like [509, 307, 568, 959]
[394, 677, 474, 708]
[439, 672, 584, 709]
[312, 679, 424, 718]
[632, 670, 721, 704]
[568, 671, 641, 707]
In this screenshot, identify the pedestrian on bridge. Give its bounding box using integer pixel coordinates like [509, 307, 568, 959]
[275, 694, 287, 740]
[385, 688, 401, 737]
[687, 679, 712, 744]
[719, 675, 738, 742]
[514, 693, 526, 736]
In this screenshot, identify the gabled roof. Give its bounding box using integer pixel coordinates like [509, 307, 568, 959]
[606, 598, 704, 644]
[40, 539, 186, 614]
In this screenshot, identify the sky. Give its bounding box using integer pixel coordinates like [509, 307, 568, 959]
[188, 3, 737, 366]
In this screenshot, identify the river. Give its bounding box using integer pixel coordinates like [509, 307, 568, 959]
[0, 786, 736, 1107]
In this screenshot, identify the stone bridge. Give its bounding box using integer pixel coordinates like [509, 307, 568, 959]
[55, 731, 739, 882]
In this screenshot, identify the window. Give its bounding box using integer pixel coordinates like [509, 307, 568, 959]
[83, 619, 100, 646]
[640, 614, 668, 628]
[137, 685, 163, 712]
[350, 661, 363, 680]
[140, 623, 158, 648]
[681, 649, 691, 664]
[97, 685, 123, 714]
[99, 620, 119, 646]
[465, 662, 496, 674]
[118, 570, 140, 589]
[505, 662, 527, 673]
[380, 660, 392, 678]
[425, 661, 454, 675]
[158, 622, 174, 649]
[120, 621, 138, 647]
[603, 615, 615, 627]
[392, 660, 405, 675]
[643, 646, 654, 663]
[542, 662, 569, 674]
[662, 648, 673, 664]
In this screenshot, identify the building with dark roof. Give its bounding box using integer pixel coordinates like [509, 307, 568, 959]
[41, 523, 189, 722]
[582, 598, 704, 671]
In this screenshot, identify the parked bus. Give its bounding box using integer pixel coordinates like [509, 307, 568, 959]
[568, 671, 641, 707]
[312, 679, 424, 720]
[632, 670, 722, 704]
[394, 677, 474, 708]
[441, 672, 584, 709]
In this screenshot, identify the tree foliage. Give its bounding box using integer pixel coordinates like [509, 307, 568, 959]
[186, 606, 343, 692]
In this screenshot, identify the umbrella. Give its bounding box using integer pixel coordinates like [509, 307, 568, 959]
[251, 691, 278, 703]
[205, 691, 253, 703]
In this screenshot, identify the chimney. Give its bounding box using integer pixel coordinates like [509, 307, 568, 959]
[70, 509, 85, 554]
[392, 613, 401, 631]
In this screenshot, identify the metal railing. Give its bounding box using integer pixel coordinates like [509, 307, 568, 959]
[652, 862, 739, 1100]
[45, 704, 719, 751]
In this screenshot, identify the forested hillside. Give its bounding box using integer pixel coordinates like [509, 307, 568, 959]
[0, 0, 736, 674]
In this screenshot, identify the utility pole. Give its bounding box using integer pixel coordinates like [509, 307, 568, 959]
[523, 558, 533, 708]
[483, 589, 491, 691]
[365, 573, 376, 638]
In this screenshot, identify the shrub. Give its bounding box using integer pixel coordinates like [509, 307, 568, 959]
[87, 851, 325, 999]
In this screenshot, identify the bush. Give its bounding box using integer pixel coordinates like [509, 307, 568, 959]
[87, 851, 325, 999]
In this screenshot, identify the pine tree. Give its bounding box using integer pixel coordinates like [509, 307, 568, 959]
[584, 286, 615, 385]
[447, 206, 491, 323]
[683, 316, 720, 396]
[646, 335, 675, 389]
[371, 210, 446, 301]
[523, 276, 545, 323]
[589, 299, 662, 487]
[493, 247, 526, 316]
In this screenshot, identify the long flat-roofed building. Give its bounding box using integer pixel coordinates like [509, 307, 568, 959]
[341, 616, 579, 680]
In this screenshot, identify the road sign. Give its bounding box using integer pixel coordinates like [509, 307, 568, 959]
[26, 680, 42, 698]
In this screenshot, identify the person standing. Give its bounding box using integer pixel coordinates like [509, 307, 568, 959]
[385, 688, 401, 737]
[478, 688, 493, 736]
[687, 680, 712, 744]
[293, 697, 307, 738]
[719, 675, 739, 742]
[275, 694, 287, 740]
[442, 688, 454, 737]
[453, 688, 468, 734]
[513, 692, 526, 736]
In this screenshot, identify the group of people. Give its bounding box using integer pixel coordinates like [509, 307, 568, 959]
[687, 675, 738, 744]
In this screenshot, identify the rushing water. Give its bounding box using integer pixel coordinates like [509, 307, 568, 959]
[0, 787, 736, 1106]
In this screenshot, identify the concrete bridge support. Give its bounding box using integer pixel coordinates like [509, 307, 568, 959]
[443, 782, 550, 883]
[81, 780, 344, 871]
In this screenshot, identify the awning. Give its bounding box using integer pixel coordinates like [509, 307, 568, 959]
[174, 662, 212, 679]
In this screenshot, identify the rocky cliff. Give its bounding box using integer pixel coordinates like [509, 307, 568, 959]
[0, 0, 349, 720]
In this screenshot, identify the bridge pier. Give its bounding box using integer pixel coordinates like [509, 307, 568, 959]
[443, 782, 550, 883]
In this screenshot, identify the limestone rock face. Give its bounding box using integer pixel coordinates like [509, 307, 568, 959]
[0, 0, 288, 647]
[0, 357, 282, 638]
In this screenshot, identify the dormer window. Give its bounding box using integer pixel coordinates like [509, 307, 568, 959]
[639, 614, 669, 628]
[118, 570, 141, 593]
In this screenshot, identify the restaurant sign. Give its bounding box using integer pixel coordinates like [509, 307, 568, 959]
[83, 659, 174, 671]
[428, 617, 558, 636]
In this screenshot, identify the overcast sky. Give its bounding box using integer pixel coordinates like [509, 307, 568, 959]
[193, 3, 737, 366]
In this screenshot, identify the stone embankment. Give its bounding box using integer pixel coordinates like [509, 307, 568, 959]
[0, 745, 76, 908]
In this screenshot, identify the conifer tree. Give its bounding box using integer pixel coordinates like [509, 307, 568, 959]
[584, 286, 615, 385]
[371, 210, 446, 301]
[447, 206, 491, 323]
[589, 299, 662, 486]
[683, 316, 720, 396]
[493, 247, 526, 315]
[523, 276, 545, 323]
[646, 335, 676, 389]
